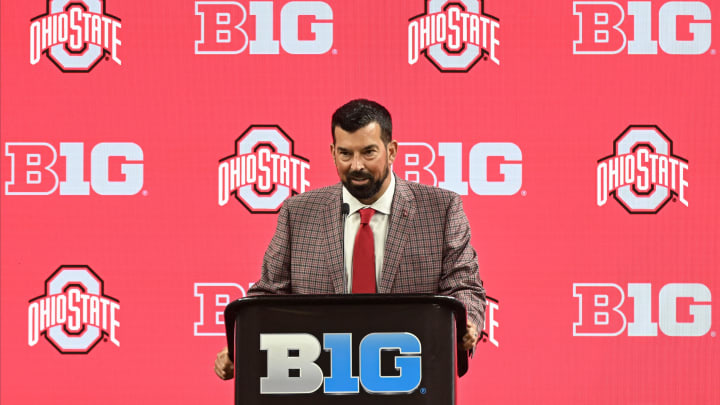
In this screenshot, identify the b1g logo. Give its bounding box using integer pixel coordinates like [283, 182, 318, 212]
[573, 283, 711, 337]
[573, 1, 712, 55]
[218, 125, 310, 213]
[261, 332, 421, 394]
[395, 142, 522, 196]
[30, 0, 122, 72]
[4, 142, 144, 196]
[193, 282, 248, 336]
[195, 1, 333, 55]
[596, 126, 688, 213]
[28, 265, 120, 353]
[408, 0, 500, 72]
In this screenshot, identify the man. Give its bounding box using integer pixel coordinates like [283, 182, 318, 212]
[215, 99, 485, 380]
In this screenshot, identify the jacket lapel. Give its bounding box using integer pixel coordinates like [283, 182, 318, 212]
[379, 178, 415, 293]
[321, 184, 347, 294]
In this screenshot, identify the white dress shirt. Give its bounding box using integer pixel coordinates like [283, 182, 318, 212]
[342, 173, 395, 292]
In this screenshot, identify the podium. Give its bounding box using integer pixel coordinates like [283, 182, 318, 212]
[224, 294, 469, 405]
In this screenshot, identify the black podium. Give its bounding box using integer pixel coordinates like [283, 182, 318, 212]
[224, 294, 469, 405]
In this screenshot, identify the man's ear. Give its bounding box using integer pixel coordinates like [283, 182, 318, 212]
[329, 143, 335, 160]
[386, 140, 398, 164]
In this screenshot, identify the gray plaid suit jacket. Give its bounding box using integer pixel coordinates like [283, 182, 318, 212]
[247, 176, 486, 329]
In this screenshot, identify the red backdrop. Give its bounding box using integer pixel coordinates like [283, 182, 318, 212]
[1, 1, 718, 403]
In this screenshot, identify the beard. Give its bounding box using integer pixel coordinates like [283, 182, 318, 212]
[342, 164, 390, 201]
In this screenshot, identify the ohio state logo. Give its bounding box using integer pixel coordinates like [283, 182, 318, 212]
[30, 0, 122, 72]
[479, 296, 500, 348]
[218, 125, 310, 213]
[408, 0, 500, 72]
[28, 265, 120, 354]
[596, 125, 688, 214]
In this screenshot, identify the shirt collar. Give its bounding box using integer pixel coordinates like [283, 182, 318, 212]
[342, 173, 395, 216]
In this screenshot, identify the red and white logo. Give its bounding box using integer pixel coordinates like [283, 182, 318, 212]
[218, 125, 310, 213]
[596, 126, 688, 213]
[480, 296, 500, 347]
[573, 1, 712, 55]
[573, 283, 712, 337]
[194, 283, 248, 336]
[30, 0, 122, 72]
[3, 142, 144, 196]
[408, 0, 500, 72]
[394, 141, 522, 196]
[195, 1, 333, 55]
[28, 266, 120, 353]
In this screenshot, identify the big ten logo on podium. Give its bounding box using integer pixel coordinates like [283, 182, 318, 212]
[3, 142, 144, 196]
[573, 1, 712, 55]
[195, 1, 333, 55]
[260, 332, 422, 395]
[573, 283, 712, 337]
[394, 142, 522, 196]
[194, 283, 249, 336]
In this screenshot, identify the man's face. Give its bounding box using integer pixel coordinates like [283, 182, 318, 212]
[330, 122, 397, 204]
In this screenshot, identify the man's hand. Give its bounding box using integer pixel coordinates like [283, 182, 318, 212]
[462, 321, 479, 351]
[215, 346, 234, 380]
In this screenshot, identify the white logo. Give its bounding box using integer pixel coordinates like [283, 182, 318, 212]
[28, 266, 120, 353]
[218, 125, 310, 212]
[573, 1, 712, 55]
[395, 142, 522, 196]
[30, 0, 122, 71]
[193, 283, 248, 336]
[597, 126, 688, 213]
[4, 142, 144, 196]
[195, 1, 333, 55]
[408, 0, 500, 71]
[261, 332, 421, 394]
[573, 283, 711, 337]
[480, 296, 500, 347]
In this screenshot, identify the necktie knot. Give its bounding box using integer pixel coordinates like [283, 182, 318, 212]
[358, 208, 375, 225]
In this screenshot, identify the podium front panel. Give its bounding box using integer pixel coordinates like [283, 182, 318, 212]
[229, 295, 462, 405]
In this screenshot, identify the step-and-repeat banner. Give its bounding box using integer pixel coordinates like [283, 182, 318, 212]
[1, 1, 718, 403]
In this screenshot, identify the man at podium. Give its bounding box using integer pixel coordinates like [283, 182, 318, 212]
[215, 99, 486, 380]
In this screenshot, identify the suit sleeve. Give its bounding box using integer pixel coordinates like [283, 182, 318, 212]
[439, 193, 486, 330]
[247, 202, 292, 296]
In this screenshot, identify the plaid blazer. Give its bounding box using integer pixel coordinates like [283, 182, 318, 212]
[248, 176, 486, 328]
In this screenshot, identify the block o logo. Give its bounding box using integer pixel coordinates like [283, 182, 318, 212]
[28, 265, 120, 354]
[408, 0, 500, 72]
[30, 0, 122, 72]
[596, 126, 688, 214]
[218, 125, 310, 213]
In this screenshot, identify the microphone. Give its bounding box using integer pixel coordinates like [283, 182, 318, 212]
[341, 203, 350, 293]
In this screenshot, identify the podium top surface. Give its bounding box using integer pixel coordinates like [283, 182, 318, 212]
[226, 293, 467, 312]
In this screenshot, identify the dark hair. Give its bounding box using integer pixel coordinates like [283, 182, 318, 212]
[331, 99, 392, 144]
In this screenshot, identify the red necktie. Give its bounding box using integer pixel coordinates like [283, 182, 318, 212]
[352, 208, 376, 293]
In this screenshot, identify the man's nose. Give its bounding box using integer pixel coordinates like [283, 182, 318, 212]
[350, 154, 365, 171]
